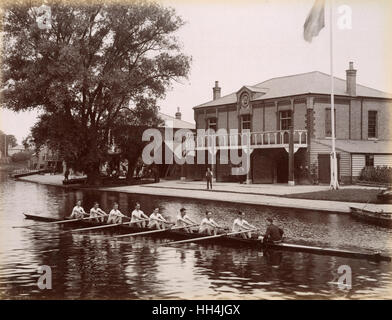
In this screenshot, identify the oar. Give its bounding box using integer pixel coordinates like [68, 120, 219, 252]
[13, 215, 101, 229]
[67, 217, 150, 233]
[166, 228, 259, 245]
[113, 223, 199, 239]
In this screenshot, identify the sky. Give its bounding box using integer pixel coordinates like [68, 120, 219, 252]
[1, 0, 391, 144]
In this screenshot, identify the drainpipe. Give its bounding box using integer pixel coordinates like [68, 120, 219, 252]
[288, 125, 295, 186]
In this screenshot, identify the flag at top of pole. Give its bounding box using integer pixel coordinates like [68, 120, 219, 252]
[303, 0, 325, 42]
[303, 0, 339, 189]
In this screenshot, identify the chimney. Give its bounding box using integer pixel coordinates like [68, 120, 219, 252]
[346, 61, 357, 96]
[175, 107, 181, 120]
[213, 81, 221, 100]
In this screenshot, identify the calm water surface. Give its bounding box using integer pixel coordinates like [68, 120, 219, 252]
[0, 173, 391, 299]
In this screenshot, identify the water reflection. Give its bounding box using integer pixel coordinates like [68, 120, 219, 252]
[0, 173, 391, 299]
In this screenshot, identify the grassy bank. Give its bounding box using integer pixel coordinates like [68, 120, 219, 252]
[284, 188, 382, 204]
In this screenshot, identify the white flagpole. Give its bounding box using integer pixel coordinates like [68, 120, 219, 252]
[329, 0, 339, 190]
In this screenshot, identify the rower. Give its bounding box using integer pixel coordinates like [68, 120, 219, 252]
[263, 217, 284, 243]
[131, 203, 149, 227]
[89, 202, 108, 223]
[232, 211, 256, 239]
[148, 208, 168, 230]
[69, 200, 87, 219]
[107, 203, 126, 224]
[199, 211, 221, 235]
[176, 207, 197, 233]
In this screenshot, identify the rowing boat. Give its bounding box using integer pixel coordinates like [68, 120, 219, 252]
[350, 206, 392, 228]
[23, 213, 391, 262]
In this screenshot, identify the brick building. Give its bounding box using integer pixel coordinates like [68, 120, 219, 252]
[191, 62, 392, 184]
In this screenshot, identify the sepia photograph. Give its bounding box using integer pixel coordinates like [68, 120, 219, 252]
[0, 0, 391, 305]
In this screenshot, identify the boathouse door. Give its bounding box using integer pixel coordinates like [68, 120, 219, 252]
[318, 154, 340, 184]
[252, 152, 274, 183]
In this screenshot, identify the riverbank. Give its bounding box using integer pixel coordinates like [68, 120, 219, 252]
[17, 174, 392, 214]
[0, 161, 29, 172]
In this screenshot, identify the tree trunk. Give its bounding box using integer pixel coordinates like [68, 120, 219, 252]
[126, 157, 135, 181]
[86, 162, 101, 185]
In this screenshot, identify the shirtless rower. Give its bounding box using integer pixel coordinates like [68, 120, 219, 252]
[107, 203, 127, 224]
[89, 202, 108, 223]
[69, 200, 87, 219]
[131, 203, 149, 227]
[148, 208, 169, 230]
[176, 208, 197, 233]
[199, 211, 222, 235]
[232, 211, 257, 239]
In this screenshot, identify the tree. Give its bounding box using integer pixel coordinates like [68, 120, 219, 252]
[22, 134, 35, 150]
[111, 98, 163, 180]
[0, 131, 17, 156]
[11, 150, 33, 162]
[1, 1, 191, 184]
[6, 135, 18, 148]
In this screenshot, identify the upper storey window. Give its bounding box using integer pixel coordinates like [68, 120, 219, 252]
[207, 118, 217, 132]
[280, 110, 292, 130]
[325, 108, 336, 137]
[241, 115, 251, 131]
[368, 111, 378, 139]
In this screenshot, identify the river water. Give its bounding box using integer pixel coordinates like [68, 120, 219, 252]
[0, 173, 391, 299]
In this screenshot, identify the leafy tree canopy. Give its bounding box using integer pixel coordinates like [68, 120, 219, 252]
[1, 1, 191, 183]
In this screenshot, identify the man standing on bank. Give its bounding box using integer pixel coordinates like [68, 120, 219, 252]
[206, 167, 213, 190]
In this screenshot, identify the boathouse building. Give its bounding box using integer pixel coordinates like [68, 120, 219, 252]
[190, 62, 392, 184]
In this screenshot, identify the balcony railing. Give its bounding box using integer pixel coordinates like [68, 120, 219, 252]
[193, 130, 308, 150]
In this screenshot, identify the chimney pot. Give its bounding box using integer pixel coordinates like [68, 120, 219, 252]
[175, 107, 181, 120]
[213, 81, 221, 100]
[346, 62, 357, 96]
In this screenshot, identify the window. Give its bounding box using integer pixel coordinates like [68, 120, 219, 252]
[241, 115, 251, 131]
[368, 111, 377, 138]
[365, 154, 374, 167]
[325, 108, 336, 137]
[279, 110, 292, 130]
[207, 118, 217, 132]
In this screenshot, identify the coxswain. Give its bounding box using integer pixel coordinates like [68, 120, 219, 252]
[107, 203, 126, 224]
[263, 217, 284, 243]
[176, 208, 197, 233]
[199, 211, 221, 235]
[232, 211, 257, 239]
[89, 202, 108, 223]
[148, 208, 168, 230]
[130, 203, 149, 227]
[70, 200, 87, 219]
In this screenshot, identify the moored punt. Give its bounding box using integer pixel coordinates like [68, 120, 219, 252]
[23, 213, 391, 262]
[377, 187, 392, 204]
[350, 206, 392, 229]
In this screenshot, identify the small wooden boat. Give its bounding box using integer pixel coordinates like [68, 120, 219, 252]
[377, 187, 392, 204]
[62, 177, 87, 185]
[350, 206, 392, 228]
[23, 213, 391, 262]
[12, 169, 47, 178]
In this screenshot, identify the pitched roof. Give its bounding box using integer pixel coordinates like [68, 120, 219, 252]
[316, 139, 392, 154]
[194, 71, 392, 109]
[158, 112, 195, 129]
